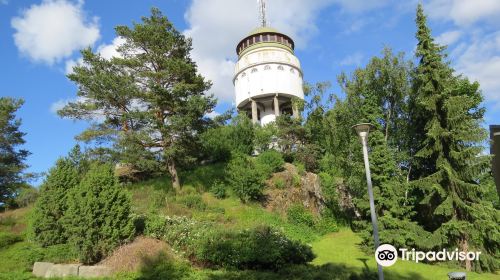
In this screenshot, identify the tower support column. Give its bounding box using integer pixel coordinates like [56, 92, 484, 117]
[274, 95, 280, 117]
[292, 103, 299, 119]
[251, 99, 258, 124]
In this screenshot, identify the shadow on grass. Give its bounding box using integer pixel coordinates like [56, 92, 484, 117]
[135, 253, 426, 280]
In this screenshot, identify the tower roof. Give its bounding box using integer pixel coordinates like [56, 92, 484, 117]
[236, 26, 294, 57]
[248, 26, 279, 36]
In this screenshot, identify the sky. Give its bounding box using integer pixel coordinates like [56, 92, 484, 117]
[1, 0, 499, 185]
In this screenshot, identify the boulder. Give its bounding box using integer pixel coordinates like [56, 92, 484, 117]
[79, 265, 112, 278]
[45, 264, 79, 278]
[32, 262, 54, 278]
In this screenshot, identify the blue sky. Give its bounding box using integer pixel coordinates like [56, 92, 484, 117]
[1, 0, 499, 185]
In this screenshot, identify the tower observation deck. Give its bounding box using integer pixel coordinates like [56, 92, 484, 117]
[233, 1, 304, 125]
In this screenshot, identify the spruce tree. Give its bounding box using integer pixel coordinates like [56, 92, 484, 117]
[411, 4, 499, 271]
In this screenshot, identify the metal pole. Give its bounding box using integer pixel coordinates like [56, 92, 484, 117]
[360, 133, 384, 280]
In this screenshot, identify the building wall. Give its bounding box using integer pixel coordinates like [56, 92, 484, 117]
[234, 46, 304, 108]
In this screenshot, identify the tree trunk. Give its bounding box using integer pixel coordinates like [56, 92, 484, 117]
[461, 237, 471, 271]
[167, 158, 180, 191]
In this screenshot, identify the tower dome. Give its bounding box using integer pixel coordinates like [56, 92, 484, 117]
[233, 8, 304, 126]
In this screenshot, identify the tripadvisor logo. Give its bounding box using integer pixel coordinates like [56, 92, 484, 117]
[375, 244, 481, 267]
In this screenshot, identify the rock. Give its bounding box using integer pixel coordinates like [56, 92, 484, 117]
[32, 262, 54, 278]
[45, 264, 79, 278]
[79, 265, 112, 278]
[264, 163, 325, 216]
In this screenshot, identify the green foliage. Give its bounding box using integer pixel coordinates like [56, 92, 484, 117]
[29, 158, 80, 247]
[210, 180, 227, 199]
[287, 204, 315, 227]
[14, 186, 38, 208]
[256, 150, 285, 176]
[226, 153, 266, 202]
[64, 163, 135, 264]
[62, 8, 217, 190]
[195, 225, 315, 270]
[313, 217, 339, 235]
[273, 177, 286, 189]
[178, 194, 207, 211]
[0, 232, 22, 249]
[408, 5, 500, 272]
[0, 97, 30, 205]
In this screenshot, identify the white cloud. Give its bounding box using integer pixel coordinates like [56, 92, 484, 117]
[65, 37, 125, 74]
[435, 30, 462, 45]
[453, 31, 500, 108]
[1, 0, 9, 5]
[426, 0, 500, 26]
[205, 111, 220, 119]
[11, 0, 100, 64]
[339, 52, 364, 66]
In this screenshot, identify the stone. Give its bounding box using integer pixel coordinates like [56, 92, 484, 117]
[32, 262, 54, 278]
[78, 265, 112, 278]
[45, 264, 79, 278]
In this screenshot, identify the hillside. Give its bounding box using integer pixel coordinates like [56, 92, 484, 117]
[0, 163, 498, 280]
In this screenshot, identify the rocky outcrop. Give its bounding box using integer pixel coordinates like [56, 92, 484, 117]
[264, 163, 326, 216]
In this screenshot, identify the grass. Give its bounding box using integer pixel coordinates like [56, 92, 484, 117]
[312, 229, 500, 280]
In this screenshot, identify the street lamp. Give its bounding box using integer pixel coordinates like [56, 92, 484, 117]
[352, 123, 384, 280]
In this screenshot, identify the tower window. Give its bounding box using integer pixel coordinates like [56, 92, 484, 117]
[264, 65, 271, 70]
[241, 72, 246, 77]
[251, 68, 258, 73]
[255, 35, 261, 43]
[277, 65, 284, 71]
[290, 68, 295, 74]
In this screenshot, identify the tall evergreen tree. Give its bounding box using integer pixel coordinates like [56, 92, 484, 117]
[0, 97, 29, 206]
[411, 4, 499, 271]
[61, 8, 216, 190]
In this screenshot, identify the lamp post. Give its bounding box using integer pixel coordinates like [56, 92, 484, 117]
[352, 123, 384, 280]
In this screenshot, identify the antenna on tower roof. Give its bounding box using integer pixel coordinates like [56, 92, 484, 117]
[258, 0, 267, 27]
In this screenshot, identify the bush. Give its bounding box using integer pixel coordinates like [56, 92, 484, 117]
[178, 194, 207, 211]
[273, 178, 286, 189]
[64, 163, 135, 264]
[0, 232, 22, 249]
[195, 225, 315, 270]
[287, 204, 315, 227]
[226, 153, 266, 202]
[15, 187, 39, 208]
[29, 158, 80, 247]
[210, 180, 226, 199]
[314, 217, 339, 235]
[256, 150, 285, 177]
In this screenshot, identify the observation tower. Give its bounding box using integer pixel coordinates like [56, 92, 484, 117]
[233, 0, 304, 125]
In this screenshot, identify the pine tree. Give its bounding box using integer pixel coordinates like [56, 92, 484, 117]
[411, 4, 499, 272]
[61, 8, 216, 190]
[0, 97, 29, 206]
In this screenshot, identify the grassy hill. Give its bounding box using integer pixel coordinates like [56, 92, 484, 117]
[0, 163, 498, 279]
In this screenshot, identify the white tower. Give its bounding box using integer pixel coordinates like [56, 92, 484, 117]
[233, 0, 304, 126]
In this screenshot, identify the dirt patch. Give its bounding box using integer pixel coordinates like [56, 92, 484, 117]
[99, 236, 172, 273]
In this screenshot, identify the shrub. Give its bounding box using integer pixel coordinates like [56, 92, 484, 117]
[178, 194, 207, 211]
[195, 225, 315, 270]
[210, 180, 226, 199]
[256, 150, 285, 177]
[226, 153, 266, 202]
[63, 163, 135, 264]
[29, 158, 80, 247]
[0, 232, 22, 249]
[273, 178, 286, 189]
[287, 204, 315, 227]
[314, 217, 339, 235]
[15, 187, 39, 207]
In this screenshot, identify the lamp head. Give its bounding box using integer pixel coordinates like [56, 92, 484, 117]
[352, 123, 375, 138]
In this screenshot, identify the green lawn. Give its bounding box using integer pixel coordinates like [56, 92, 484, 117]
[312, 229, 500, 280]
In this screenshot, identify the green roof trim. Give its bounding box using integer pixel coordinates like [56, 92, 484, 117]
[248, 26, 280, 36]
